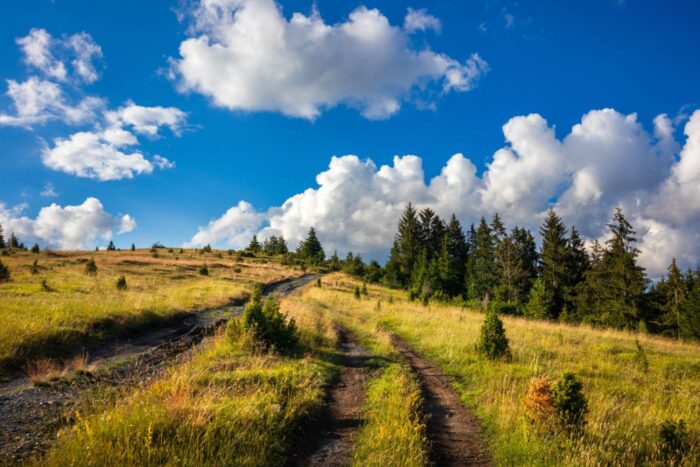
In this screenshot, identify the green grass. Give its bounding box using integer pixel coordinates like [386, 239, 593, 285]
[352, 364, 428, 467]
[39, 287, 338, 466]
[0, 249, 302, 374]
[307, 273, 700, 466]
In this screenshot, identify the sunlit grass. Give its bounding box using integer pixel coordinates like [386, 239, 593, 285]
[306, 273, 700, 466]
[0, 249, 302, 373]
[40, 287, 338, 466]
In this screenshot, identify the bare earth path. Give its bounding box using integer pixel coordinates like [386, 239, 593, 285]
[0, 274, 317, 465]
[390, 334, 492, 467]
[287, 326, 369, 467]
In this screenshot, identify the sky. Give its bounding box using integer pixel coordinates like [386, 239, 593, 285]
[1, 0, 699, 277]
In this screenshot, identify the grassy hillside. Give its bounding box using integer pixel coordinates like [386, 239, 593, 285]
[304, 273, 700, 466]
[0, 248, 302, 375]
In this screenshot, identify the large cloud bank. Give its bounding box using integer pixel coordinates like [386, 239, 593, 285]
[190, 108, 700, 278]
[0, 198, 135, 249]
[171, 0, 487, 119]
[1, 29, 185, 180]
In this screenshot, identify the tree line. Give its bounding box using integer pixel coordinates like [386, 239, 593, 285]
[336, 204, 699, 340]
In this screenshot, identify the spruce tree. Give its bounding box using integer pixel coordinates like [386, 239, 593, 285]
[107, 240, 116, 251]
[512, 227, 539, 303]
[661, 259, 689, 339]
[131, 243, 136, 251]
[477, 309, 511, 359]
[31, 243, 40, 254]
[0, 259, 9, 282]
[0, 224, 5, 249]
[437, 215, 468, 297]
[539, 208, 569, 319]
[394, 203, 422, 287]
[297, 227, 325, 263]
[466, 217, 496, 302]
[598, 208, 648, 329]
[247, 235, 262, 253]
[526, 278, 553, 320]
[9, 232, 20, 249]
[383, 240, 403, 288]
[563, 227, 590, 310]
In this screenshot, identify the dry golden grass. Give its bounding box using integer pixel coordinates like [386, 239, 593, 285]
[0, 248, 303, 375]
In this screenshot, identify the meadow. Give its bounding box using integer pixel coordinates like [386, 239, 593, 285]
[303, 273, 700, 466]
[0, 248, 302, 376]
[39, 280, 428, 466]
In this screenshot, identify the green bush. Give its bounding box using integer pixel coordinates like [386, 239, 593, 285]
[659, 419, 689, 462]
[0, 259, 10, 282]
[354, 286, 361, 299]
[551, 372, 588, 431]
[116, 275, 127, 290]
[199, 264, 209, 276]
[84, 258, 97, 275]
[31, 243, 40, 254]
[316, 278, 322, 288]
[491, 300, 521, 315]
[241, 295, 298, 353]
[30, 258, 39, 275]
[476, 310, 511, 359]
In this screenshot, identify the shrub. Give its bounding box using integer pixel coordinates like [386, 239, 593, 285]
[491, 300, 521, 315]
[0, 259, 10, 282]
[241, 295, 298, 353]
[116, 275, 127, 290]
[199, 264, 209, 276]
[362, 283, 368, 295]
[179, 248, 184, 254]
[551, 372, 588, 432]
[476, 310, 511, 359]
[659, 419, 689, 462]
[41, 279, 52, 292]
[316, 278, 322, 288]
[201, 244, 212, 253]
[233, 267, 242, 273]
[524, 376, 555, 427]
[354, 286, 361, 299]
[84, 258, 97, 275]
[635, 339, 649, 373]
[30, 259, 39, 275]
[31, 243, 40, 254]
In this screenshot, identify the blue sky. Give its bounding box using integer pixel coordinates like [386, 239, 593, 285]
[1, 0, 699, 275]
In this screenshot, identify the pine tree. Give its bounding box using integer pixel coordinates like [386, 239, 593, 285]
[107, 240, 116, 251]
[563, 227, 590, 309]
[382, 240, 403, 288]
[131, 243, 136, 251]
[437, 215, 468, 297]
[512, 227, 539, 303]
[31, 243, 40, 254]
[598, 208, 648, 329]
[466, 217, 496, 302]
[297, 227, 325, 263]
[0, 224, 5, 249]
[526, 278, 553, 320]
[477, 309, 511, 359]
[9, 232, 20, 249]
[0, 259, 10, 282]
[573, 240, 607, 323]
[660, 259, 690, 339]
[539, 208, 569, 319]
[393, 203, 422, 287]
[247, 235, 262, 253]
[328, 251, 341, 271]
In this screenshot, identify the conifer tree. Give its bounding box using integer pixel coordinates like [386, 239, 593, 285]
[247, 235, 262, 253]
[539, 208, 569, 319]
[512, 227, 539, 302]
[392, 203, 422, 287]
[661, 259, 689, 339]
[437, 214, 468, 296]
[0, 224, 5, 249]
[598, 208, 648, 329]
[9, 232, 20, 249]
[31, 243, 40, 254]
[526, 278, 553, 320]
[382, 240, 402, 288]
[297, 227, 325, 263]
[466, 217, 496, 302]
[0, 259, 9, 282]
[107, 240, 116, 251]
[131, 243, 136, 251]
[563, 227, 590, 309]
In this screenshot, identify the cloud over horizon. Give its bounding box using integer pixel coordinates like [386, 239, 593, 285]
[0, 197, 135, 249]
[189, 108, 700, 278]
[171, 0, 488, 119]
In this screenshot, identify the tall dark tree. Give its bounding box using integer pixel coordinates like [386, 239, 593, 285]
[466, 217, 496, 302]
[660, 258, 688, 339]
[131, 243, 136, 251]
[391, 203, 422, 287]
[418, 208, 446, 261]
[563, 226, 590, 311]
[437, 215, 468, 297]
[539, 208, 569, 319]
[107, 240, 116, 251]
[9, 232, 20, 249]
[573, 240, 607, 323]
[247, 235, 262, 253]
[512, 227, 539, 303]
[297, 227, 325, 263]
[0, 224, 5, 249]
[382, 240, 403, 288]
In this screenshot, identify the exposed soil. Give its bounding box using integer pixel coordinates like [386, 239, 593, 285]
[0, 274, 317, 465]
[287, 326, 369, 467]
[390, 334, 492, 467]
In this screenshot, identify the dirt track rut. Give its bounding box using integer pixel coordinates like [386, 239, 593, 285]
[391, 334, 491, 466]
[0, 274, 317, 464]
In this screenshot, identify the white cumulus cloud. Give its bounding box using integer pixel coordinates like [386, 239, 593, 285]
[189, 108, 700, 278]
[171, 0, 487, 119]
[404, 8, 442, 33]
[105, 101, 188, 136]
[16, 28, 102, 83]
[0, 197, 135, 249]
